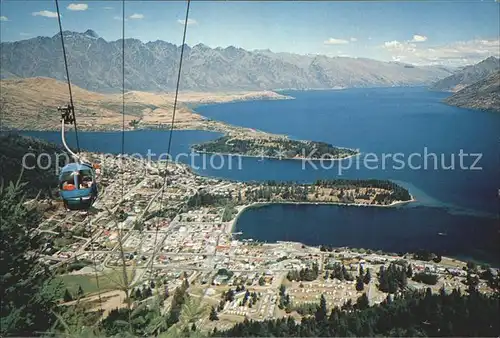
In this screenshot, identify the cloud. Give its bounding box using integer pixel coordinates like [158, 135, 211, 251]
[32, 10, 59, 18]
[382, 38, 500, 66]
[103, 6, 113, 10]
[113, 16, 127, 21]
[129, 13, 144, 20]
[177, 18, 197, 25]
[324, 38, 349, 45]
[0, 16, 8, 21]
[411, 34, 427, 42]
[350, 37, 357, 42]
[67, 3, 88, 11]
[20, 32, 32, 36]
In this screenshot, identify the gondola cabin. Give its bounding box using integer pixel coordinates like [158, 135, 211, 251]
[59, 162, 98, 210]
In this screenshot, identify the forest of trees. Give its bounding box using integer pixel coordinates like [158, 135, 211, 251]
[243, 178, 411, 204]
[378, 263, 408, 293]
[186, 190, 229, 209]
[217, 287, 500, 337]
[192, 136, 357, 159]
[324, 263, 355, 282]
[313, 179, 412, 201]
[1, 179, 59, 336]
[0, 133, 65, 198]
[287, 263, 320, 282]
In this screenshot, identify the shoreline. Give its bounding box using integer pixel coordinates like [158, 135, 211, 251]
[191, 149, 361, 162]
[229, 196, 416, 233]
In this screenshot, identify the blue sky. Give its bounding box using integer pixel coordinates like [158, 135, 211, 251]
[1, 0, 499, 66]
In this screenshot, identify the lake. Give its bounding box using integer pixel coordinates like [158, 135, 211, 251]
[234, 203, 499, 265]
[22, 87, 500, 263]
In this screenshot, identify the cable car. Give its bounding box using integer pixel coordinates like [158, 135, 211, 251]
[59, 162, 98, 210]
[57, 105, 99, 211]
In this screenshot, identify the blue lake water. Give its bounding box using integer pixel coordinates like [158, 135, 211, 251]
[195, 87, 500, 217]
[21, 87, 500, 263]
[234, 204, 499, 265]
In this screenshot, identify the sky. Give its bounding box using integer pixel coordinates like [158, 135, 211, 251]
[1, 0, 499, 66]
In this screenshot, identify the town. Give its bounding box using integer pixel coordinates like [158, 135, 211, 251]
[34, 152, 499, 333]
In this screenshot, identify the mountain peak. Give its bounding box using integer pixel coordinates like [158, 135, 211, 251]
[84, 29, 99, 39]
[1, 33, 452, 92]
[193, 43, 209, 49]
[53, 30, 100, 40]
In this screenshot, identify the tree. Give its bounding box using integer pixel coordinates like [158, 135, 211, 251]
[466, 261, 477, 272]
[1, 180, 59, 336]
[432, 254, 442, 263]
[413, 272, 439, 285]
[135, 288, 143, 300]
[258, 277, 266, 286]
[209, 306, 219, 321]
[63, 289, 73, 302]
[315, 294, 327, 322]
[355, 276, 364, 291]
[77, 285, 84, 298]
[406, 264, 413, 278]
[144, 286, 153, 298]
[356, 293, 369, 310]
[363, 269, 371, 284]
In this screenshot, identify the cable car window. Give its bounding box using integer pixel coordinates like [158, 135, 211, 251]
[78, 169, 93, 189]
[60, 171, 76, 190]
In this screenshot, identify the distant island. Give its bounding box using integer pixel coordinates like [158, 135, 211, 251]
[191, 135, 359, 160]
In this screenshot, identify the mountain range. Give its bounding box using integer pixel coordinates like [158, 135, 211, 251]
[430, 56, 500, 92]
[0, 30, 453, 93]
[444, 71, 500, 112]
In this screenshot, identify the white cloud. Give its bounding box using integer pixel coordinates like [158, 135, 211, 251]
[113, 16, 127, 21]
[32, 10, 59, 18]
[129, 13, 144, 20]
[384, 40, 403, 49]
[350, 37, 357, 42]
[0, 16, 9, 21]
[384, 40, 417, 52]
[20, 32, 31, 36]
[67, 3, 88, 11]
[177, 18, 197, 25]
[324, 38, 349, 45]
[411, 34, 428, 42]
[382, 38, 500, 66]
[103, 6, 113, 10]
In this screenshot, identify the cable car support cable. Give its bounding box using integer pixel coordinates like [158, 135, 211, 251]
[55, 0, 80, 154]
[55, 0, 102, 312]
[147, 0, 191, 284]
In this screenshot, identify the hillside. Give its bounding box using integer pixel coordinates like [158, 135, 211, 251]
[0, 30, 452, 92]
[0, 133, 64, 197]
[444, 71, 500, 112]
[0, 77, 290, 131]
[431, 56, 499, 92]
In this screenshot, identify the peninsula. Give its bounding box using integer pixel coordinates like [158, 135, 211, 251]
[1, 77, 360, 161]
[192, 135, 359, 160]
